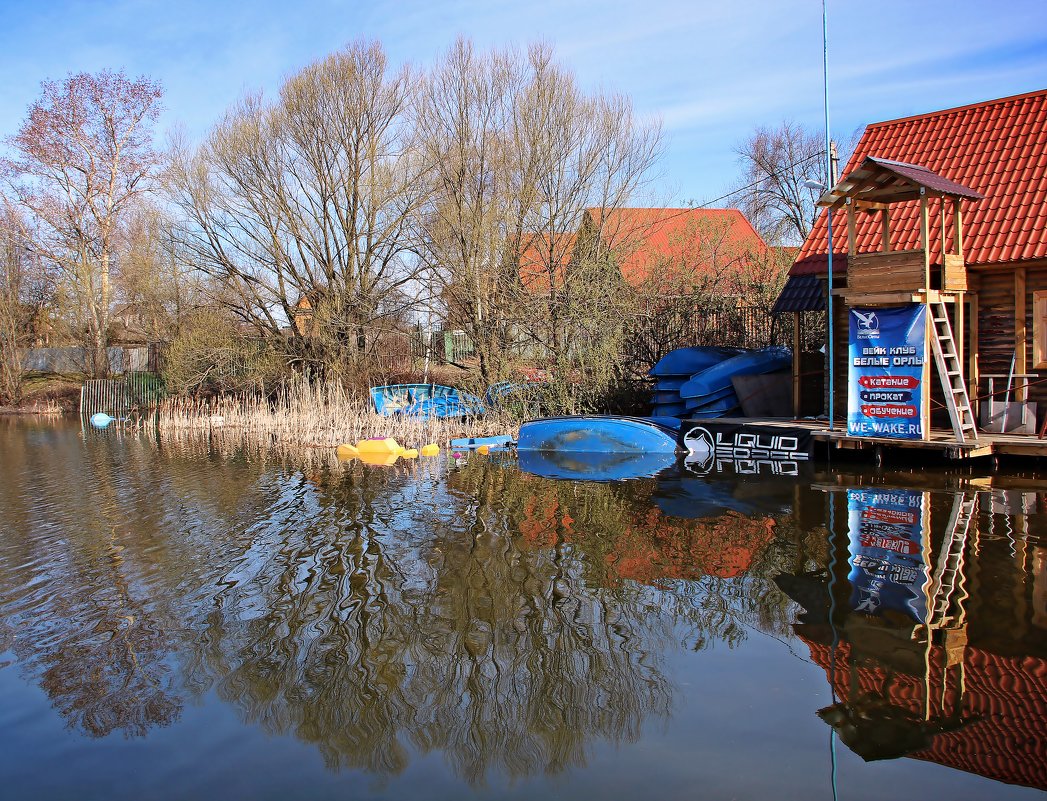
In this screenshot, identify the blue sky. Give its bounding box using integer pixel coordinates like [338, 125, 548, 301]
[2, 0, 1045, 205]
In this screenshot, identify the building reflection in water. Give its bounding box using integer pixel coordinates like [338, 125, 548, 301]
[778, 482, 1047, 790]
[2, 420, 1046, 793]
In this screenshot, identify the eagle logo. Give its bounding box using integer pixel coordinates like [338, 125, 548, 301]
[853, 310, 878, 331]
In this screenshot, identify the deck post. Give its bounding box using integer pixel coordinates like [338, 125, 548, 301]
[922, 307, 932, 441]
[920, 190, 931, 291]
[792, 311, 802, 416]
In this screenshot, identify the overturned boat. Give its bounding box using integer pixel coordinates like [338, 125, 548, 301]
[370, 384, 485, 418]
[518, 415, 680, 454]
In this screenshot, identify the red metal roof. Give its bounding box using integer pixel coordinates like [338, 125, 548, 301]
[588, 207, 768, 289]
[803, 634, 1047, 790]
[791, 89, 1047, 276]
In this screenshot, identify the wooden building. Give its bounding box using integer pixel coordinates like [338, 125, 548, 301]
[776, 89, 1047, 438]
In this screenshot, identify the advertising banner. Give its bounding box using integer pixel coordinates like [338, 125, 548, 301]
[681, 421, 812, 477]
[848, 305, 927, 439]
[846, 488, 929, 622]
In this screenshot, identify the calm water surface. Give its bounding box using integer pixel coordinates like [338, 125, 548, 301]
[0, 419, 1045, 800]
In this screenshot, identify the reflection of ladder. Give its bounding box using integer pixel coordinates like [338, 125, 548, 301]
[928, 492, 976, 629]
[929, 300, 978, 444]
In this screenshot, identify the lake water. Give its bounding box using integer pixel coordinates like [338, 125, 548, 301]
[0, 418, 1045, 800]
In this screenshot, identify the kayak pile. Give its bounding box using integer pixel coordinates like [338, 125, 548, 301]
[649, 346, 792, 419]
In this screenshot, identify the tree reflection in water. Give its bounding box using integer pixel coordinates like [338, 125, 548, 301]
[0, 427, 799, 784]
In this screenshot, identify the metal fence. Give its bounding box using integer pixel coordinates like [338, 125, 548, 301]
[412, 304, 795, 373]
[80, 372, 166, 423]
[22, 345, 162, 374]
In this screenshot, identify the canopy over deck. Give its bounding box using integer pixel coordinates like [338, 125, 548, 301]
[816, 156, 984, 211]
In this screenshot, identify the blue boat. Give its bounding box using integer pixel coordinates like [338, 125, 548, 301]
[517, 416, 680, 455]
[679, 347, 792, 399]
[685, 393, 741, 415]
[370, 384, 485, 418]
[450, 435, 515, 450]
[649, 346, 744, 378]
[651, 401, 689, 418]
[654, 376, 689, 391]
[654, 389, 688, 404]
[519, 448, 676, 482]
[682, 386, 736, 410]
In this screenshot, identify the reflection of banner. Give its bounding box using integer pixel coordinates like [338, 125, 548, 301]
[847, 488, 928, 622]
[681, 421, 811, 476]
[848, 305, 926, 439]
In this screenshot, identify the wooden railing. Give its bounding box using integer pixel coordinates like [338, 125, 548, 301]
[847, 250, 967, 294]
[848, 249, 925, 293]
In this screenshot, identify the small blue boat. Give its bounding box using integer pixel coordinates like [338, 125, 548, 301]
[679, 347, 792, 399]
[371, 384, 485, 418]
[654, 389, 688, 404]
[450, 435, 514, 450]
[685, 393, 740, 415]
[682, 386, 736, 410]
[649, 346, 745, 378]
[518, 416, 680, 455]
[519, 449, 676, 482]
[652, 401, 689, 418]
[654, 376, 689, 391]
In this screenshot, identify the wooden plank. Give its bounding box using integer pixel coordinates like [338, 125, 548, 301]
[969, 292, 979, 417]
[881, 207, 891, 252]
[953, 200, 963, 258]
[943, 253, 967, 291]
[1015, 266, 1027, 378]
[920, 194, 931, 291]
[923, 307, 932, 441]
[847, 200, 856, 256]
[792, 311, 801, 417]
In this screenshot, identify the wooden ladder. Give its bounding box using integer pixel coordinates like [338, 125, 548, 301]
[927, 492, 976, 630]
[929, 300, 978, 444]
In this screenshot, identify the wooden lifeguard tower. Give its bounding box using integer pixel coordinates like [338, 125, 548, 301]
[819, 156, 985, 446]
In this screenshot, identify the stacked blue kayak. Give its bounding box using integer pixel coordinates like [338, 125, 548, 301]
[649, 346, 792, 419]
[649, 347, 743, 418]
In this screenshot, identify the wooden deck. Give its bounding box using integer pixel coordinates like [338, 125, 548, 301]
[691, 417, 1047, 462]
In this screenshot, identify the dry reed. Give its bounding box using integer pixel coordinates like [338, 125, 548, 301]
[158, 378, 520, 450]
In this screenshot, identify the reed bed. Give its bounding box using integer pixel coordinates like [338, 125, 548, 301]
[0, 397, 63, 416]
[158, 378, 520, 450]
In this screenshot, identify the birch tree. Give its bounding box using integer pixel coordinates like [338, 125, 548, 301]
[3, 71, 163, 376]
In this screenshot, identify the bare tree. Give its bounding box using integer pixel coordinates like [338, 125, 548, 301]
[417, 40, 661, 392]
[113, 204, 202, 344]
[0, 201, 37, 402]
[3, 70, 163, 376]
[734, 121, 825, 246]
[168, 40, 429, 378]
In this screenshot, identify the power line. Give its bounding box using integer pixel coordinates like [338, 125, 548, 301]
[696, 149, 825, 210]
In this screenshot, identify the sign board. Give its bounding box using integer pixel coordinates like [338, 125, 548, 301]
[681, 421, 812, 476]
[847, 305, 927, 439]
[846, 488, 929, 622]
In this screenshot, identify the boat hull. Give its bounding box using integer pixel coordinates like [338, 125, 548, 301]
[649, 346, 745, 378]
[518, 415, 680, 455]
[679, 347, 791, 399]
